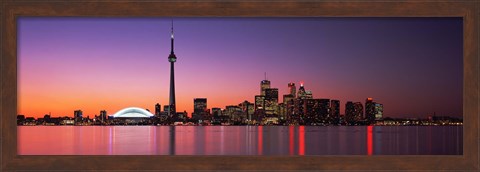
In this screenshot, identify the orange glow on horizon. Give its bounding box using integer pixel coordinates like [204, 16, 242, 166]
[19, 93, 255, 119]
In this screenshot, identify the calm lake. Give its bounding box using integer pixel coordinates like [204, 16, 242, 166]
[17, 126, 462, 155]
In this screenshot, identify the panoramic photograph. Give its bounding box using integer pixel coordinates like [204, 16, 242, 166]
[17, 17, 463, 155]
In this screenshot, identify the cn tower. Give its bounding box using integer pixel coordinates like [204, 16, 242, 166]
[168, 20, 177, 117]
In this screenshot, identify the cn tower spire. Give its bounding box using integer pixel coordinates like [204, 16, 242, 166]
[170, 19, 174, 54]
[168, 19, 177, 117]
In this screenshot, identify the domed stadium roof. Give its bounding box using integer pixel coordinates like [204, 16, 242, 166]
[112, 107, 154, 118]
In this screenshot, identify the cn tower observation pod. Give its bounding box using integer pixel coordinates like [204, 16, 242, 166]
[111, 107, 154, 118]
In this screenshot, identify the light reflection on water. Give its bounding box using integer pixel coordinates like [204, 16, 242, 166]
[17, 126, 462, 155]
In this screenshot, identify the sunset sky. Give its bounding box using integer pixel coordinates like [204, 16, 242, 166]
[18, 17, 463, 119]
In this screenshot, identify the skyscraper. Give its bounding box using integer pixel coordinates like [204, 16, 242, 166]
[304, 99, 321, 124]
[193, 98, 208, 121]
[193, 98, 207, 114]
[365, 98, 375, 124]
[168, 20, 177, 117]
[264, 88, 279, 115]
[255, 95, 266, 110]
[354, 102, 364, 122]
[288, 82, 296, 98]
[297, 82, 306, 99]
[345, 101, 355, 125]
[99, 110, 107, 122]
[318, 99, 330, 123]
[239, 100, 254, 121]
[155, 103, 161, 116]
[254, 95, 266, 123]
[74, 110, 83, 124]
[260, 79, 271, 96]
[374, 103, 383, 120]
[330, 100, 340, 125]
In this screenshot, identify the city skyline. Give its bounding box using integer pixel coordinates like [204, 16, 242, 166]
[18, 17, 463, 118]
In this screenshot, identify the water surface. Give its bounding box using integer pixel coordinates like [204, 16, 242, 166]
[17, 126, 462, 155]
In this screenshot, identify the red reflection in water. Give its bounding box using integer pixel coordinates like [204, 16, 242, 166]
[367, 125, 373, 155]
[108, 127, 112, 154]
[299, 126, 305, 155]
[258, 126, 263, 155]
[289, 126, 294, 155]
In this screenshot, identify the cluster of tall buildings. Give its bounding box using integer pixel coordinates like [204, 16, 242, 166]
[148, 78, 384, 126]
[247, 78, 383, 125]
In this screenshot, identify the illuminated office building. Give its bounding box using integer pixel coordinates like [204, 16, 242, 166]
[297, 82, 306, 99]
[305, 90, 313, 99]
[288, 82, 296, 98]
[354, 102, 364, 122]
[260, 74, 271, 96]
[264, 88, 278, 115]
[375, 103, 383, 120]
[239, 101, 254, 121]
[255, 95, 265, 111]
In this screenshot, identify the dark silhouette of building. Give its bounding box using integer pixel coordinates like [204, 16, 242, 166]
[194, 98, 207, 113]
[155, 103, 161, 116]
[294, 98, 306, 124]
[297, 83, 306, 99]
[303, 99, 321, 124]
[330, 100, 340, 125]
[99, 110, 107, 122]
[17, 115, 25, 125]
[318, 99, 330, 124]
[211, 107, 224, 124]
[74, 110, 83, 124]
[193, 98, 208, 122]
[168, 20, 177, 118]
[354, 102, 364, 123]
[345, 101, 355, 125]
[365, 98, 375, 124]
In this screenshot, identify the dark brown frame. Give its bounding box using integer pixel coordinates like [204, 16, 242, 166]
[1, 0, 478, 171]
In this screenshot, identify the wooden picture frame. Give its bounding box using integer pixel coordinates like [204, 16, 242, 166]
[1, 0, 478, 171]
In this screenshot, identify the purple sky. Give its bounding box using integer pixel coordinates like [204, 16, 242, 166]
[18, 17, 463, 118]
